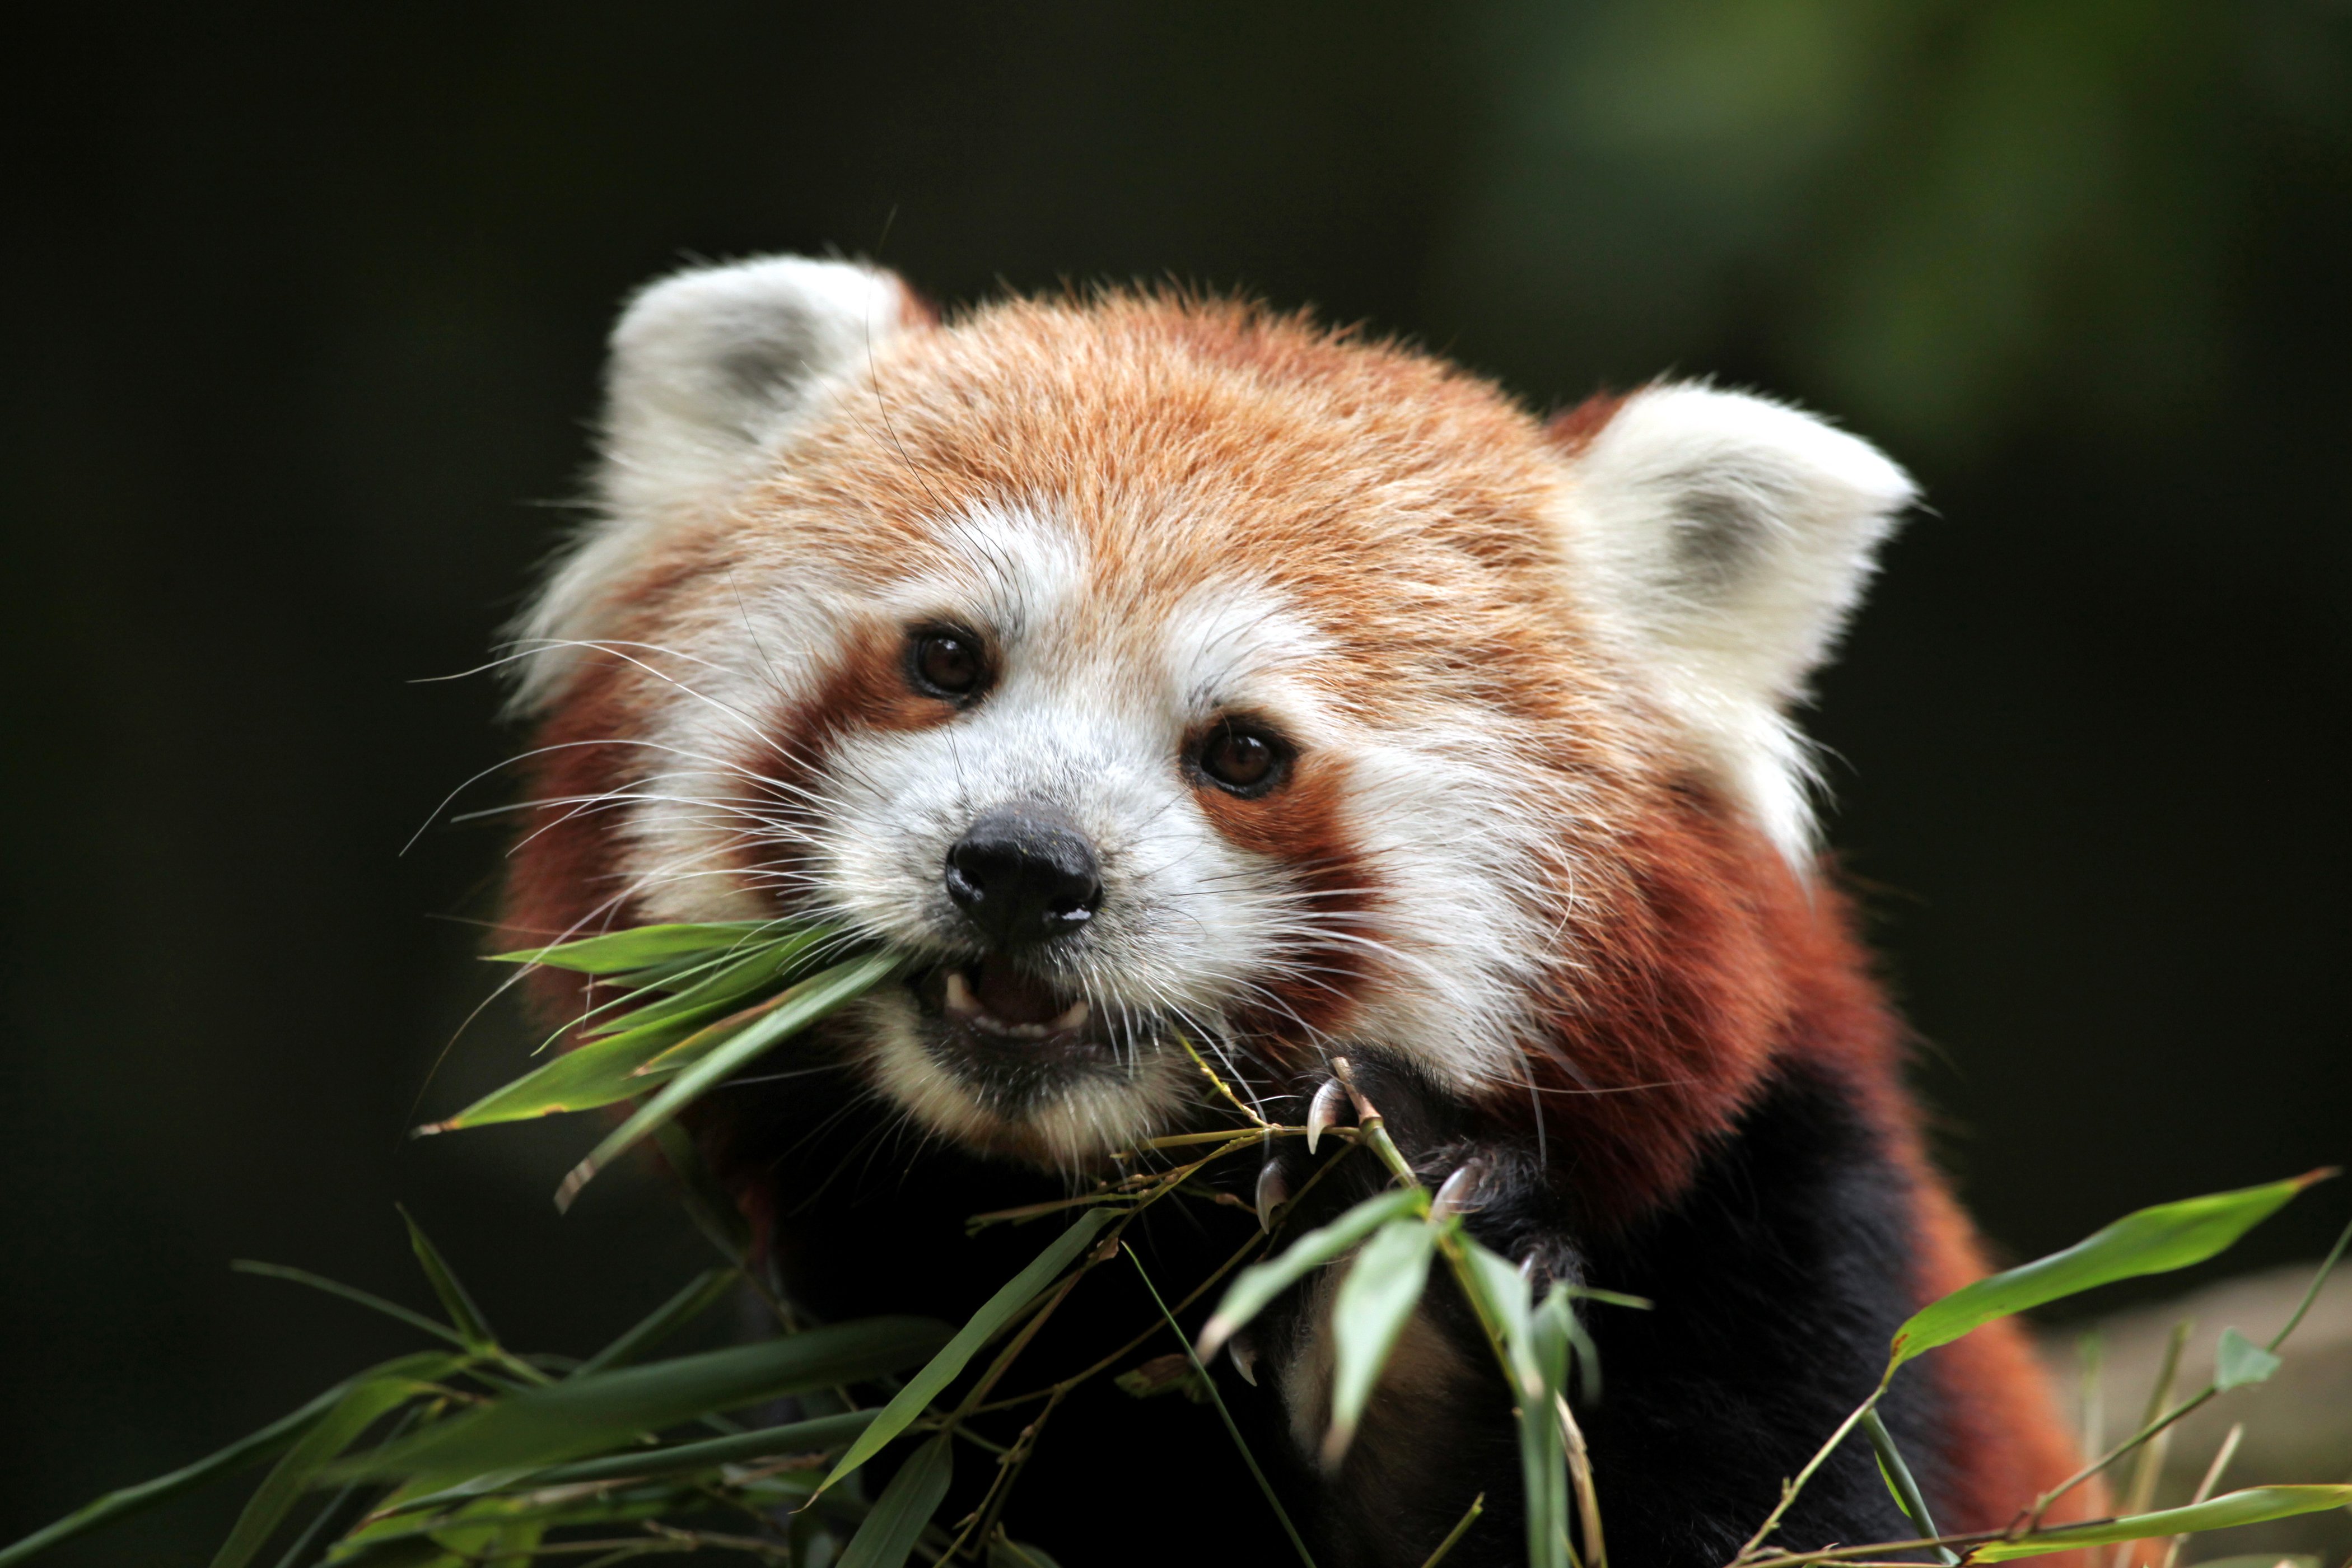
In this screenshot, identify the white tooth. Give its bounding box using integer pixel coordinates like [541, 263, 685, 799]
[944, 971, 978, 1017]
[1049, 1000, 1090, 1032]
[1010, 1023, 1046, 1040]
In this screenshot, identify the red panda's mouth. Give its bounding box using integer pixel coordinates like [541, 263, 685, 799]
[945, 962, 1091, 1038]
[906, 958, 1121, 1081]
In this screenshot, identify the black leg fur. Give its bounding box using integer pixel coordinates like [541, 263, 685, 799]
[1244, 1053, 1949, 1568]
[711, 1048, 1946, 1568]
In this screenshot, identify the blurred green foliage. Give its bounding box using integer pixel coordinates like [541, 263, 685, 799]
[1443, 0, 2350, 457]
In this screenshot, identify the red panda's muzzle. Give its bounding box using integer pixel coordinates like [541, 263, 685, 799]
[906, 959, 1123, 1086]
[920, 797, 1128, 1085]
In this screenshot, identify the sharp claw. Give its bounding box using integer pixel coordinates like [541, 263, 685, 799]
[1430, 1161, 1483, 1222]
[1305, 1079, 1349, 1154]
[1229, 1329, 1259, 1386]
[1254, 1160, 1289, 1232]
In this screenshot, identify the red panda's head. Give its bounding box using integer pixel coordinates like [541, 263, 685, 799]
[503, 257, 1912, 1179]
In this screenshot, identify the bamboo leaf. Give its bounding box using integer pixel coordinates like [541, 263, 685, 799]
[579, 928, 831, 1037]
[370, 1410, 880, 1520]
[1114, 1352, 1208, 1401]
[1519, 1291, 1574, 1568]
[0, 1380, 362, 1567]
[423, 1508, 549, 1568]
[1322, 1217, 1438, 1466]
[1861, 1407, 1956, 1565]
[835, 1434, 954, 1568]
[344, 1317, 949, 1483]
[398, 1210, 496, 1348]
[1563, 1285, 1651, 1312]
[572, 1270, 735, 1378]
[530, 1410, 876, 1486]
[1197, 1189, 1422, 1360]
[326, 1538, 464, 1567]
[329, 1481, 679, 1558]
[413, 1005, 736, 1133]
[211, 1353, 469, 1568]
[487, 922, 781, 973]
[231, 1262, 469, 1348]
[2213, 1326, 2283, 1390]
[1965, 1486, 2352, 1561]
[1454, 1236, 1535, 1392]
[259, 1404, 429, 1568]
[625, 983, 825, 1076]
[556, 950, 903, 1212]
[422, 928, 851, 1136]
[818, 1210, 1112, 1496]
[1892, 1170, 2333, 1366]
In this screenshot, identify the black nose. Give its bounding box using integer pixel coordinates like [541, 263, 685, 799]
[945, 802, 1102, 948]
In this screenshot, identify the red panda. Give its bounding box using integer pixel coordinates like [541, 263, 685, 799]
[500, 256, 2088, 1567]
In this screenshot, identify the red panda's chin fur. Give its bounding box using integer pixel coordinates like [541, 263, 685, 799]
[862, 970, 1196, 1170]
[496, 259, 2092, 1568]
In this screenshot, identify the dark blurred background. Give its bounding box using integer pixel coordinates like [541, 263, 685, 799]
[5, 4, 2346, 1561]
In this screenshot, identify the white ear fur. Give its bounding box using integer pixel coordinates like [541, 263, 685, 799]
[510, 255, 915, 712]
[1559, 382, 1916, 862]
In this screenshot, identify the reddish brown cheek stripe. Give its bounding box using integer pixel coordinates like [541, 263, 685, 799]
[802, 619, 974, 739]
[500, 655, 657, 1024]
[500, 617, 958, 1007]
[1194, 756, 1380, 1054]
[699, 622, 974, 918]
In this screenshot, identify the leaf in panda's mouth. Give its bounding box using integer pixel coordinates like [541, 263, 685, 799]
[418, 921, 903, 1212]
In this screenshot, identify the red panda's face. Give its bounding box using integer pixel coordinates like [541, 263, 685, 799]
[505, 259, 1913, 1172]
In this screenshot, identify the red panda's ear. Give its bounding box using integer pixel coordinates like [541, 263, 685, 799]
[1553, 382, 1916, 860]
[510, 256, 924, 712]
[599, 256, 923, 519]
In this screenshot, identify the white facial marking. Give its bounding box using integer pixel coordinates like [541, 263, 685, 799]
[586, 495, 1579, 1163]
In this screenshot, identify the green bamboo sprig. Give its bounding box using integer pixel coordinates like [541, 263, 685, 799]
[920, 1122, 1331, 1558]
[1323, 1055, 1607, 1568]
[2014, 1212, 2352, 1534]
[960, 1129, 1364, 1420]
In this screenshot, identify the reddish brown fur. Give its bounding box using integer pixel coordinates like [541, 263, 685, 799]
[1546, 390, 1629, 455]
[1191, 748, 1380, 1044]
[1495, 746, 2088, 1534]
[798, 617, 978, 740]
[505, 287, 2089, 1540]
[502, 650, 650, 1024]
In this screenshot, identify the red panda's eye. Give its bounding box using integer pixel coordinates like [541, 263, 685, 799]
[910, 630, 985, 698]
[1196, 724, 1289, 796]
